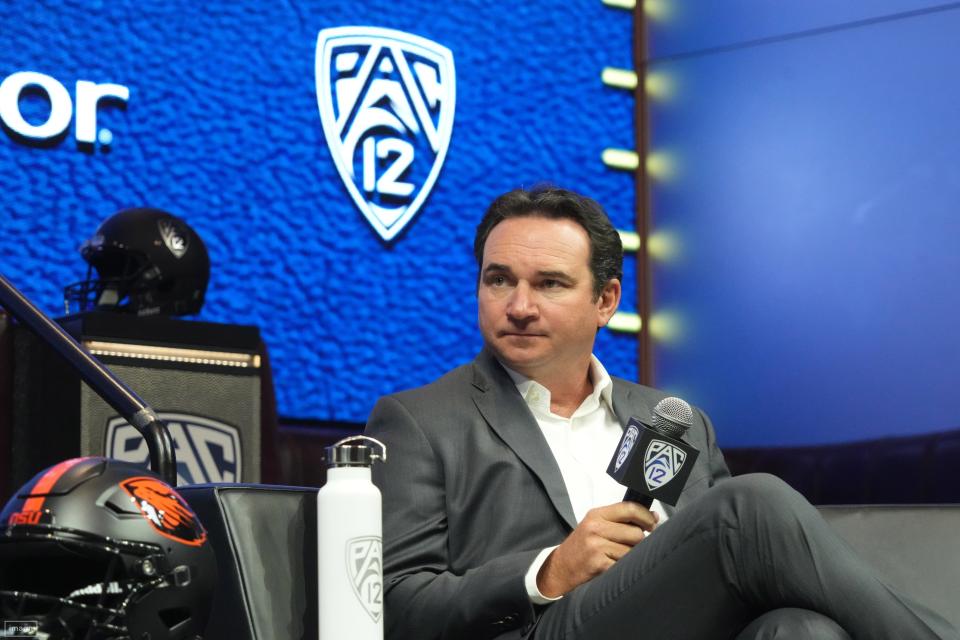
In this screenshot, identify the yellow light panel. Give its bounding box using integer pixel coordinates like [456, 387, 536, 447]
[608, 311, 642, 334]
[602, 67, 638, 90]
[603, 148, 640, 171]
[618, 230, 641, 252]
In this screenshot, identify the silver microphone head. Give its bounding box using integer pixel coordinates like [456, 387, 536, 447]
[651, 397, 693, 438]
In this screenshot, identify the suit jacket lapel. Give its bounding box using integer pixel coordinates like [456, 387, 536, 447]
[610, 380, 648, 431]
[470, 350, 578, 530]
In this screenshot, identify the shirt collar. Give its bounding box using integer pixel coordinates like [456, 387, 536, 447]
[501, 355, 614, 415]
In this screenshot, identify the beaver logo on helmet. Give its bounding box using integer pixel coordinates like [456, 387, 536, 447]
[121, 476, 207, 546]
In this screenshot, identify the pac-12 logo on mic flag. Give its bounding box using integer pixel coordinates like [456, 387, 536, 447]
[315, 26, 456, 242]
[614, 425, 640, 472]
[643, 439, 687, 490]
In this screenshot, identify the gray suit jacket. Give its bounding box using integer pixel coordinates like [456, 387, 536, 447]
[365, 349, 731, 640]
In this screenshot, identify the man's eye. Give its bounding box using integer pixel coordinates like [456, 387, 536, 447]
[489, 275, 507, 286]
[542, 279, 561, 289]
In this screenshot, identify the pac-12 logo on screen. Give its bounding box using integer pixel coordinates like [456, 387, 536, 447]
[315, 26, 456, 242]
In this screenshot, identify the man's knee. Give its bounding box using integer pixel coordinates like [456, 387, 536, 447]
[694, 473, 823, 544]
[735, 608, 851, 640]
[712, 473, 807, 516]
[718, 473, 798, 500]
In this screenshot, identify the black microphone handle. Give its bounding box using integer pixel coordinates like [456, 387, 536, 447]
[623, 487, 653, 508]
[0, 272, 177, 485]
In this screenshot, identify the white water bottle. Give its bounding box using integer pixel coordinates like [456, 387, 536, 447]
[318, 435, 387, 640]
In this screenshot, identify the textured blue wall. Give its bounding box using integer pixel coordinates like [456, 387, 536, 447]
[0, 1, 637, 421]
[648, 2, 960, 445]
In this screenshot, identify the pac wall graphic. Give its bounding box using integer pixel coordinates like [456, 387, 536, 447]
[0, 0, 637, 425]
[106, 413, 242, 485]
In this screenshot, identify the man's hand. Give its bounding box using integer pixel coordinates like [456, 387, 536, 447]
[537, 502, 658, 598]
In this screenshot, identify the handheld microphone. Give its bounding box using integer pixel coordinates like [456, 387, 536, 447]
[606, 397, 701, 508]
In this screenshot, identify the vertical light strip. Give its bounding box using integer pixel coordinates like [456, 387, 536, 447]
[633, 0, 654, 384]
[597, 0, 650, 375]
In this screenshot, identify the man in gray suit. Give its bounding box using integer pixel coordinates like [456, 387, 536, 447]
[365, 186, 956, 639]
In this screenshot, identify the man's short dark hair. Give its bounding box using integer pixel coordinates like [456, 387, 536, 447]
[474, 186, 624, 299]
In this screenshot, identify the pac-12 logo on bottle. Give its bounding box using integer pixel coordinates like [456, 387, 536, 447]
[346, 536, 383, 622]
[315, 27, 456, 242]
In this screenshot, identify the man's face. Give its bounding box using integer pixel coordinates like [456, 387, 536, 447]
[478, 215, 621, 383]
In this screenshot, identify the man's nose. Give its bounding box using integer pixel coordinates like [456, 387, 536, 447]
[506, 283, 538, 321]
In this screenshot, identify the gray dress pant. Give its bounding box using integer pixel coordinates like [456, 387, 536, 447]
[528, 474, 957, 640]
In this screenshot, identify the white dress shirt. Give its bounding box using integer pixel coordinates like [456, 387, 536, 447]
[502, 356, 668, 604]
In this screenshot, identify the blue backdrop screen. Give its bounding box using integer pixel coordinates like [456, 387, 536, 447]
[648, 2, 960, 446]
[0, 1, 638, 422]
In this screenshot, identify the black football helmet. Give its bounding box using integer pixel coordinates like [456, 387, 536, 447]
[63, 208, 210, 317]
[0, 457, 216, 639]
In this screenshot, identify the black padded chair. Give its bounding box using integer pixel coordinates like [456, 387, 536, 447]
[179, 484, 318, 640]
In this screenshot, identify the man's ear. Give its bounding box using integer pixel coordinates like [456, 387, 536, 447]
[597, 278, 622, 327]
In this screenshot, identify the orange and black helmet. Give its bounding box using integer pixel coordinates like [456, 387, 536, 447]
[0, 457, 216, 639]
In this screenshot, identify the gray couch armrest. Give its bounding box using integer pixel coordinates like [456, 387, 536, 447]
[819, 505, 960, 630]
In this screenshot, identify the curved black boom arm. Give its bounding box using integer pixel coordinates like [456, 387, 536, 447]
[0, 272, 177, 485]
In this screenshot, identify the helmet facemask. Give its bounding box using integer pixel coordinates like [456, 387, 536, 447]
[62, 208, 209, 317]
[0, 458, 215, 640]
[63, 248, 158, 316]
[0, 535, 167, 639]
